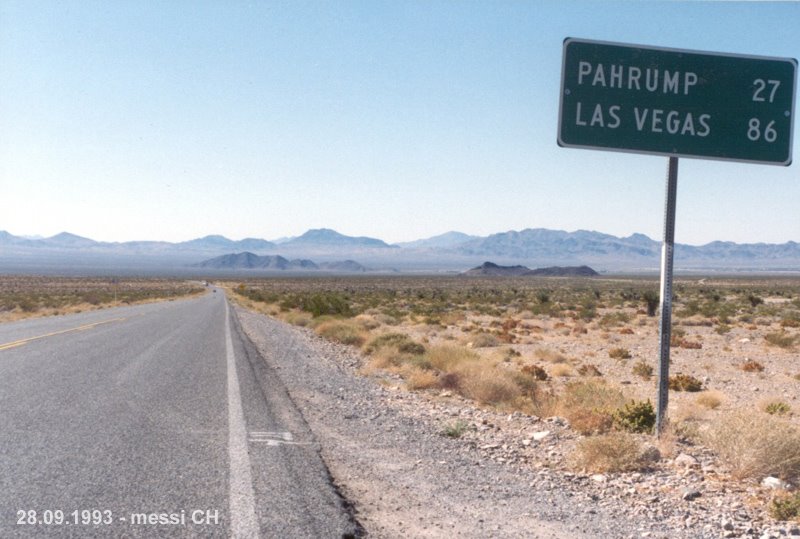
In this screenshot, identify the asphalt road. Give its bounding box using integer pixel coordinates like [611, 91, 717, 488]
[0, 290, 357, 538]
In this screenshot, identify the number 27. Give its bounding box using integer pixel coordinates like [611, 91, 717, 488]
[752, 79, 780, 102]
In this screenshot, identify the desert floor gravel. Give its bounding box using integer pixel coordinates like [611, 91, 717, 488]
[235, 306, 799, 539]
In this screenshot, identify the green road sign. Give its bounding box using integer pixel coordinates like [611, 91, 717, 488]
[558, 38, 797, 165]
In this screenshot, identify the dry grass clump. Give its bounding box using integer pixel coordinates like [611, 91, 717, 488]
[455, 362, 524, 404]
[571, 432, 646, 473]
[631, 360, 654, 380]
[521, 364, 549, 381]
[404, 367, 439, 390]
[425, 345, 480, 372]
[555, 380, 626, 435]
[423, 345, 542, 407]
[764, 331, 797, 349]
[284, 311, 313, 327]
[363, 332, 426, 356]
[695, 390, 725, 410]
[608, 347, 631, 360]
[669, 373, 703, 392]
[549, 363, 575, 378]
[534, 347, 569, 363]
[314, 320, 367, 347]
[354, 314, 382, 330]
[577, 363, 602, 377]
[703, 410, 800, 481]
[469, 333, 501, 348]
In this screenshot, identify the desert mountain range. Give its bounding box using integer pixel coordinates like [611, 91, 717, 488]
[1, 227, 798, 274]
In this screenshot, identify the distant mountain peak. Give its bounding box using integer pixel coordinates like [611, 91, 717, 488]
[286, 228, 392, 249]
[396, 231, 478, 249]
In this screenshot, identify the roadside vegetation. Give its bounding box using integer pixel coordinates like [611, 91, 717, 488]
[230, 275, 800, 519]
[0, 276, 205, 322]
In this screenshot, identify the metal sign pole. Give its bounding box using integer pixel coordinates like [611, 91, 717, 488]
[656, 156, 679, 436]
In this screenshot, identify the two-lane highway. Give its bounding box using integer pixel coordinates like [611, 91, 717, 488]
[0, 290, 356, 537]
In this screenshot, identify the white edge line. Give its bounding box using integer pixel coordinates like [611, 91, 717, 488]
[226, 300, 259, 537]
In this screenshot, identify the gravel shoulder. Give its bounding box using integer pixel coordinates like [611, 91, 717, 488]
[233, 305, 793, 539]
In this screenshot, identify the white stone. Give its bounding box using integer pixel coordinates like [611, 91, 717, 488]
[761, 476, 788, 490]
[674, 453, 699, 468]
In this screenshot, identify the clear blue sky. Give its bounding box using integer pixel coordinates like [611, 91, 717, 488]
[1, 0, 798, 245]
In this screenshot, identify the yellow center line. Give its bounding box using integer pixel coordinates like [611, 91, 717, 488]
[0, 317, 127, 352]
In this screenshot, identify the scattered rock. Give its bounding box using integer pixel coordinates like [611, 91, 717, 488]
[682, 489, 702, 501]
[674, 453, 699, 468]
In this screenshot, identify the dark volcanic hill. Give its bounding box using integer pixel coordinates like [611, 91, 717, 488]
[196, 253, 317, 270]
[463, 262, 532, 276]
[464, 262, 599, 277]
[195, 252, 367, 272]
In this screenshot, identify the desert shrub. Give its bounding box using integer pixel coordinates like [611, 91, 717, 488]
[769, 491, 800, 521]
[741, 359, 765, 372]
[374, 313, 400, 326]
[763, 400, 791, 416]
[441, 420, 470, 439]
[437, 372, 461, 390]
[695, 390, 724, 410]
[781, 314, 800, 328]
[612, 400, 656, 434]
[521, 364, 549, 381]
[572, 432, 645, 473]
[470, 333, 501, 348]
[632, 360, 654, 380]
[577, 363, 602, 377]
[669, 373, 703, 392]
[677, 339, 702, 349]
[512, 370, 540, 401]
[598, 311, 631, 328]
[314, 320, 366, 347]
[642, 290, 660, 317]
[747, 294, 764, 308]
[608, 347, 632, 360]
[556, 380, 626, 435]
[703, 410, 800, 481]
[301, 292, 353, 317]
[715, 324, 732, 335]
[765, 332, 797, 349]
[364, 332, 425, 356]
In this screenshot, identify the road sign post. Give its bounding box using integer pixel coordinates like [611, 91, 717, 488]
[655, 157, 678, 435]
[558, 38, 796, 436]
